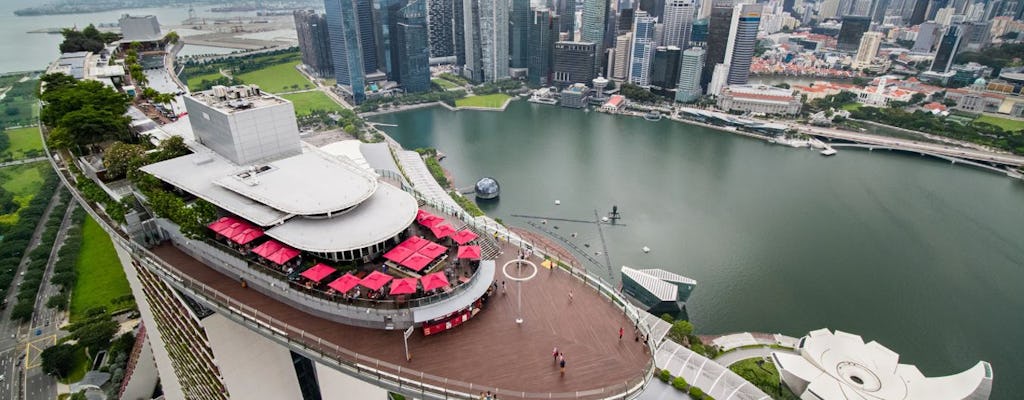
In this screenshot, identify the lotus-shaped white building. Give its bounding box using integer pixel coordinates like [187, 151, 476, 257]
[772, 329, 992, 400]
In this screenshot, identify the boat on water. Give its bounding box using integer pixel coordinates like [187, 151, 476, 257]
[643, 111, 662, 121]
[821, 148, 838, 156]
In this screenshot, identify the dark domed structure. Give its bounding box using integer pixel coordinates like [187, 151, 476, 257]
[474, 177, 500, 200]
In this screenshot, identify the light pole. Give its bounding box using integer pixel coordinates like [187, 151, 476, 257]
[502, 259, 537, 325]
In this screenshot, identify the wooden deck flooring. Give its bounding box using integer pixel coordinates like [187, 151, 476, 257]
[152, 243, 651, 397]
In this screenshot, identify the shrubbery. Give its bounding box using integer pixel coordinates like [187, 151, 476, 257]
[0, 168, 58, 301]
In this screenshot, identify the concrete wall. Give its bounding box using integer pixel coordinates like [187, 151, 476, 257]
[201, 313, 305, 399]
[314, 361, 389, 400]
[119, 333, 159, 400]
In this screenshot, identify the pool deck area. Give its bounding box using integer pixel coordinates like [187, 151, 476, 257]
[152, 239, 652, 398]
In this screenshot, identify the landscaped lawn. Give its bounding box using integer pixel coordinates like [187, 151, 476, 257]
[59, 346, 90, 384]
[236, 62, 314, 93]
[69, 216, 132, 322]
[432, 78, 459, 90]
[0, 161, 48, 225]
[455, 93, 510, 108]
[729, 357, 801, 400]
[841, 103, 862, 111]
[281, 91, 342, 116]
[975, 115, 1024, 132]
[184, 71, 225, 92]
[2, 126, 44, 159]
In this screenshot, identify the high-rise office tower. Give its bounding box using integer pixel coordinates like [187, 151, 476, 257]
[650, 46, 682, 89]
[511, 0, 531, 68]
[356, 0, 379, 73]
[707, 62, 728, 95]
[427, 0, 455, 58]
[723, 3, 761, 85]
[925, 0, 949, 20]
[662, 0, 696, 48]
[850, 0, 872, 15]
[906, 0, 929, 24]
[558, 0, 576, 37]
[870, 0, 890, 22]
[853, 31, 882, 68]
[675, 46, 704, 102]
[374, 0, 402, 77]
[913, 21, 939, 52]
[836, 15, 871, 52]
[690, 18, 708, 44]
[628, 11, 657, 85]
[818, 0, 840, 18]
[325, 0, 370, 103]
[462, 0, 483, 80]
[528, 8, 559, 85]
[783, 0, 796, 13]
[294, 10, 335, 78]
[701, 0, 733, 90]
[640, 0, 667, 17]
[837, 0, 856, 15]
[480, 0, 510, 81]
[553, 41, 598, 85]
[582, 0, 611, 45]
[453, 0, 466, 65]
[613, 32, 633, 79]
[958, 21, 991, 53]
[930, 25, 961, 73]
[619, 0, 636, 32]
[393, 0, 431, 92]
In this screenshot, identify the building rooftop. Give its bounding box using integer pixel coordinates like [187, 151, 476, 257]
[213, 149, 378, 216]
[188, 85, 290, 114]
[722, 85, 797, 102]
[622, 266, 678, 302]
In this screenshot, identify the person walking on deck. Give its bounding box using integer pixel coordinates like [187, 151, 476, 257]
[619, 327, 624, 340]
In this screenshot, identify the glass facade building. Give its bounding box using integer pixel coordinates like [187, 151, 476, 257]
[724, 3, 762, 85]
[395, 0, 432, 92]
[325, 0, 369, 103]
[528, 8, 559, 86]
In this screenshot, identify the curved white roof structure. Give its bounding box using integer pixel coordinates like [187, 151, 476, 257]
[772, 328, 992, 400]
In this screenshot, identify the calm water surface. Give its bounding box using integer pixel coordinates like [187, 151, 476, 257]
[373, 101, 1024, 399]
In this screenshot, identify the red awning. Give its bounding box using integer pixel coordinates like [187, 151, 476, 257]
[457, 245, 481, 260]
[359, 271, 393, 291]
[266, 246, 300, 265]
[416, 209, 435, 222]
[300, 263, 336, 283]
[429, 223, 457, 239]
[397, 236, 429, 252]
[418, 215, 445, 228]
[451, 230, 478, 245]
[219, 222, 249, 239]
[400, 253, 433, 272]
[389, 277, 419, 295]
[418, 242, 447, 259]
[328, 273, 360, 293]
[229, 227, 264, 245]
[420, 272, 450, 291]
[383, 246, 415, 263]
[208, 217, 237, 233]
[252, 240, 285, 258]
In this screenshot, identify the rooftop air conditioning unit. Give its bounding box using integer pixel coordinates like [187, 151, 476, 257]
[212, 85, 228, 99]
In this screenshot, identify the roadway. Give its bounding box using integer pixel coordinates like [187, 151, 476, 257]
[784, 122, 1024, 168]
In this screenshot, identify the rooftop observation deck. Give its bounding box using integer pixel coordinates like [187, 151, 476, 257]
[150, 239, 652, 398]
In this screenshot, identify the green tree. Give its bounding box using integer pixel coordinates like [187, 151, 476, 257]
[668, 320, 694, 343]
[72, 318, 118, 353]
[103, 142, 147, 180]
[40, 344, 77, 379]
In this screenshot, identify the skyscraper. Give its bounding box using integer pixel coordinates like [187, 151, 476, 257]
[427, 0, 455, 58]
[582, 0, 611, 45]
[479, 0, 510, 81]
[723, 3, 761, 85]
[906, 0, 929, 24]
[553, 41, 598, 86]
[836, 15, 871, 52]
[870, 0, 890, 22]
[613, 32, 633, 79]
[650, 46, 682, 90]
[325, 0, 370, 103]
[853, 31, 882, 69]
[619, 1, 636, 32]
[394, 0, 431, 92]
[453, 0, 466, 65]
[662, 0, 696, 48]
[628, 11, 657, 86]
[356, 0, 379, 73]
[558, 0, 576, 37]
[701, 0, 733, 90]
[930, 24, 962, 73]
[640, 0, 667, 17]
[294, 10, 335, 78]
[462, 0, 483, 80]
[528, 8, 559, 86]
[511, 0, 531, 68]
[913, 21, 939, 52]
[675, 46, 705, 102]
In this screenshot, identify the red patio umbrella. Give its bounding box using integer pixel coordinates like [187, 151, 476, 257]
[400, 253, 433, 272]
[429, 223, 457, 239]
[451, 230, 479, 245]
[383, 246, 415, 263]
[328, 273, 360, 293]
[389, 277, 419, 295]
[208, 217, 236, 233]
[300, 263, 336, 282]
[359, 270, 393, 291]
[397, 236, 429, 251]
[219, 222, 249, 239]
[266, 246, 300, 265]
[229, 227, 264, 245]
[252, 240, 284, 258]
[420, 272, 450, 291]
[418, 215, 445, 228]
[418, 242, 447, 259]
[457, 245, 481, 260]
[416, 209, 435, 222]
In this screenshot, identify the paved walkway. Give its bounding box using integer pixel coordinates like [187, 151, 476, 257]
[395, 150, 462, 212]
[715, 347, 783, 368]
[0, 157, 46, 169]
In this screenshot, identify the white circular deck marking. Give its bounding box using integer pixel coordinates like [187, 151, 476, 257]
[502, 259, 538, 282]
